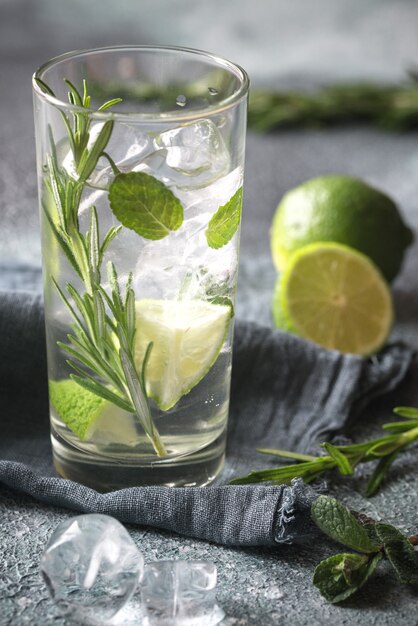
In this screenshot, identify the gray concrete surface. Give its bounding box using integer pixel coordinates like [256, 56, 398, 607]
[1, 1, 418, 624]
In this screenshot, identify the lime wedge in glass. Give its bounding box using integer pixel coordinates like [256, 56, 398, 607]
[49, 379, 138, 445]
[276, 242, 393, 355]
[134, 299, 232, 410]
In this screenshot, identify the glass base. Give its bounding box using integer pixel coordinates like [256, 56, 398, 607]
[51, 430, 226, 491]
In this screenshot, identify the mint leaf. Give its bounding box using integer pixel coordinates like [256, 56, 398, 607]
[109, 172, 183, 240]
[375, 523, 418, 584]
[206, 187, 243, 249]
[311, 496, 380, 554]
[363, 523, 380, 547]
[313, 552, 382, 603]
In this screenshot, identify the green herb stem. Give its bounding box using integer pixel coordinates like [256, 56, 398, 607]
[248, 73, 418, 132]
[41, 78, 167, 457]
[231, 408, 418, 496]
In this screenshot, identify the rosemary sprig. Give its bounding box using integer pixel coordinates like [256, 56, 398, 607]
[36, 77, 166, 457]
[230, 407, 418, 495]
[249, 71, 418, 132]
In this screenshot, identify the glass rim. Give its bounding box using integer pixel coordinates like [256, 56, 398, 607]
[32, 44, 249, 122]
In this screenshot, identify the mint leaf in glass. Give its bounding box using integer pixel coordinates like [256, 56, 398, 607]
[109, 172, 184, 240]
[311, 496, 380, 554]
[206, 187, 243, 249]
[375, 523, 418, 584]
[313, 552, 382, 603]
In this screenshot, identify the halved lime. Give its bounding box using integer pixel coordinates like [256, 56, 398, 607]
[271, 175, 414, 282]
[276, 242, 393, 355]
[134, 299, 232, 411]
[49, 379, 138, 445]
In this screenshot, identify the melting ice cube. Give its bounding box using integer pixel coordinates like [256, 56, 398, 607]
[89, 122, 153, 190]
[150, 119, 230, 189]
[134, 213, 238, 302]
[133, 167, 243, 301]
[41, 514, 144, 624]
[141, 560, 224, 626]
[59, 122, 153, 190]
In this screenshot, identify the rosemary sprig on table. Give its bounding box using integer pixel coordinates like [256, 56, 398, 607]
[35, 77, 166, 456]
[248, 72, 418, 132]
[230, 407, 418, 496]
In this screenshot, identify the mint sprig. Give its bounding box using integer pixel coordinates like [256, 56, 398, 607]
[230, 406, 418, 496]
[311, 496, 418, 603]
[109, 171, 184, 240]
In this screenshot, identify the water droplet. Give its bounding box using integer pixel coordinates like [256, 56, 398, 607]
[208, 87, 218, 95]
[176, 94, 187, 107]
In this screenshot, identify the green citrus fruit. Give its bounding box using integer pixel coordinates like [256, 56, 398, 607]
[134, 299, 232, 411]
[274, 242, 393, 355]
[271, 175, 414, 282]
[272, 278, 293, 332]
[49, 379, 138, 444]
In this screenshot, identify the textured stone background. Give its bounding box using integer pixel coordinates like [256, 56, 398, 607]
[1, 1, 418, 624]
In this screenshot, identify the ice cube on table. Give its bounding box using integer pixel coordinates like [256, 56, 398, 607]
[141, 560, 224, 626]
[41, 514, 144, 624]
[151, 120, 230, 189]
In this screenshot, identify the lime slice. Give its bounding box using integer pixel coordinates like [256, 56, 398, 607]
[278, 243, 393, 355]
[134, 299, 231, 411]
[49, 379, 139, 445]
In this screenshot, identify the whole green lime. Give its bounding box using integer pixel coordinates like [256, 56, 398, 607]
[271, 175, 414, 282]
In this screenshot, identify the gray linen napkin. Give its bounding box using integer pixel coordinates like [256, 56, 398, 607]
[0, 290, 413, 546]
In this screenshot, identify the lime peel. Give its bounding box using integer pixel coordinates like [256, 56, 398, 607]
[49, 379, 139, 445]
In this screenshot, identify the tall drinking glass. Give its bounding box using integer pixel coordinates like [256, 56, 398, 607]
[33, 46, 248, 490]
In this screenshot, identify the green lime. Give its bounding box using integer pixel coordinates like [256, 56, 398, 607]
[271, 175, 414, 282]
[134, 299, 232, 411]
[275, 242, 393, 355]
[49, 379, 138, 444]
[272, 277, 293, 332]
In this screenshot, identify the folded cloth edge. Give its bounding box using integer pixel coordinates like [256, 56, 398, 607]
[0, 462, 319, 547]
